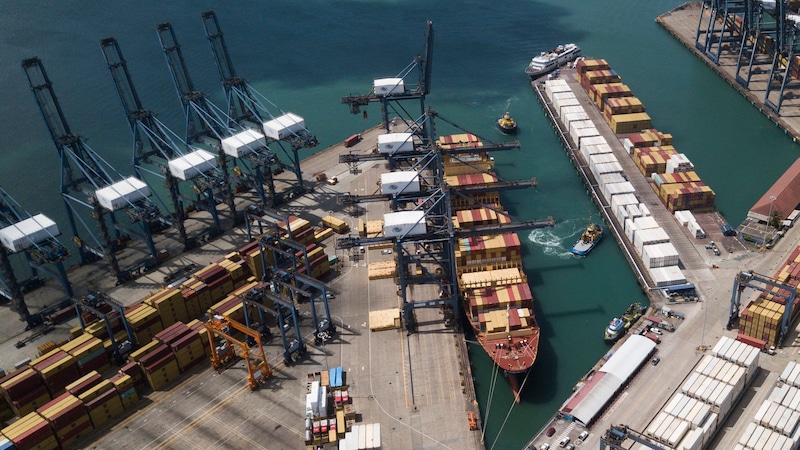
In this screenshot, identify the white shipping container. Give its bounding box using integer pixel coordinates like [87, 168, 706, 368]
[690, 403, 711, 429]
[558, 98, 581, 117]
[383, 211, 426, 237]
[578, 135, 607, 154]
[674, 210, 691, 227]
[615, 204, 630, 224]
[95, 177, 150, 212]
[373, 77, 405, 96]
[366, 422, 374, 449]
[610, 194, 639, 222]
[380, 171, 421, 195]
[756, 401, 773, 427]
[624, 218, 637, 242]
[688, 220, 706, 238]
[666, 394, 687, 417]
[634, 227, 670, 254]
[589, 152, 618, 169]
[713, 336, 734, 360]
[742, 344, 760, 375]
[565, 116, 591, 134]
[676, 395, 696, 419]
[552, 92, 576, 113]
[626, 203, 642, 220]
[373, 423, 382, 449]
[788, 363, 800, 388]
[650, 265, 687, 287]
[559, 105, 585, 118]
[573, 126, 600, 148]
[647, 411, 670, 437]
[168, 149, 217, 181]
[656, 415, 675, 442]
[790, 386, 800, 411]
[678, 427, 703, 450]
[378, 132, 415, 154]
[0, 214, 60, 253]
[620, 137, 634, 155]
[764, 431, 781, 450]
[781, 386, 797, 410]
[597, 172, 626, 187]
[682, 372, 700, 395]
[639, 203, 651, 217]
[604, 182, 636, 203]
[746, 425, 765, 449]
[643, 242, 680, 268]
[700, 412, 718, 448]
[666, 153, 694, 173]
[633, 216, 660, 231]
[262, 112, 306, 140]
[770, 385, 790, 406]
[592, 162, 624, 184]
[780, 362, 796, 384]
[220, 128, 265, 158]
[544, 78, 570, 95]
[668, 419, 690, 448]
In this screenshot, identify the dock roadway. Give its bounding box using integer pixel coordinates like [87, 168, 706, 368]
[0, 122, 482, 449]
[524, 64, 800, 450]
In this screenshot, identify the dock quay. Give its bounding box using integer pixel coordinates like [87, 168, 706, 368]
[0, 120, 483, 449]
[522, 56, 800, 449]
[657, 2, 800, 143]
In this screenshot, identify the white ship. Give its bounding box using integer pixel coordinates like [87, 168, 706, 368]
[525, 43, 581, 78]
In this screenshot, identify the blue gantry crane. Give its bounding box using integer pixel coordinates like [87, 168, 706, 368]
[699, 0, 800, 114]
[157, 21, 241, 223]
[727, 270, 797, 347]
[202, 10, 319, 206]
[22, 57, 165, 284]
[600, 424, 667, 450]
[101, 36, 238, 246]
[341, 21, 434, 133]
[0, 185, 71, 325]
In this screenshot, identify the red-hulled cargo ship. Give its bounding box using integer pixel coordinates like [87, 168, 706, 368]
[459, 264, 540, 402]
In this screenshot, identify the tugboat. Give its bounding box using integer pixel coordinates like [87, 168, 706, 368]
[496, 112, 517, 134]
[604, 302, 646, 343]
[570, 223, 603, 256]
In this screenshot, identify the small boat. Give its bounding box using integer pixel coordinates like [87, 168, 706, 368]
[570, 223, 603, 256]
[497, 112, 517, 134]
[604, 302, 646, 342]
[525, 43, 581, 79]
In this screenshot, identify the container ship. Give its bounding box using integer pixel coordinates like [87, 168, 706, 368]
[440, 133, 540, 402]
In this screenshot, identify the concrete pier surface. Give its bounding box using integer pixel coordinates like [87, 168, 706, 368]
[0, 122, 483, 449]
[522, 50, 800, 450]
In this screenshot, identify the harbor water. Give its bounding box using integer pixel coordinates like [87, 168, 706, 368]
[1, 1, 799, 448]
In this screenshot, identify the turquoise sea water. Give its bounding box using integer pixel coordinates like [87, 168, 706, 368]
[2, 1, 799, 448]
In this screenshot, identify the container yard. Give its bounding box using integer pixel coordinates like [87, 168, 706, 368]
[524, 46, 800, 450]
[0, 18, 507, 450]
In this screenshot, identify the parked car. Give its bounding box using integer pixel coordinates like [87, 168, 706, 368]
[578, 431, 589, 442]
[651, 356, 661, 366]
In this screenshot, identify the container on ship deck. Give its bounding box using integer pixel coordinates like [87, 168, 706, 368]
[590, 83, 632, 110]
[604, 96, 645, 121]
[627, 129, 673, 148]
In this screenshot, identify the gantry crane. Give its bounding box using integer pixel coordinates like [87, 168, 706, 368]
[101, 36, 235, 245]
[341, 21, 434, 134]
[237, 282, 308, 365]
[0, 185, 71, 325]
[728, 270, 797, 347]
[73, 291, 136, 363]
[600, 424, 667, 450]
[700, 0, 800, 114]
[202, 10, 318, 206]
[157, 21, 239, 223]
[206, 314, 272, 390]
[22, 57, 165, 284]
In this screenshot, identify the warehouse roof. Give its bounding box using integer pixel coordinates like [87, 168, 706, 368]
[748, 158, 800, 222]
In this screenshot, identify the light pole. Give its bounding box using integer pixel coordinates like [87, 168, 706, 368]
[764, 195, 776, 250]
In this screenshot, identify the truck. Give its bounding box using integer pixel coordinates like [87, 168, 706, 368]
[647, 315, 675, 332]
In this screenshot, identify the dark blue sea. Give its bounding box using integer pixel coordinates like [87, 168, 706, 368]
[1, 1, 798, 448]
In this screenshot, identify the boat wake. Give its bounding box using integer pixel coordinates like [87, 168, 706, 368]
[527, 218, 589, 258]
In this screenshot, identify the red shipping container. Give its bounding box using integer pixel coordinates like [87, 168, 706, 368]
[37, 393, 88, 430]
[142, 354, 177, 374]
[65, 372, 103, 397]
[169, 333, 201, 353]
[1, 369, 44, 401]
[138, 344, 172, 369]
[7, 417, 56, 450]
[55, 417, 93, 447]
[85, 387, 119, 411]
